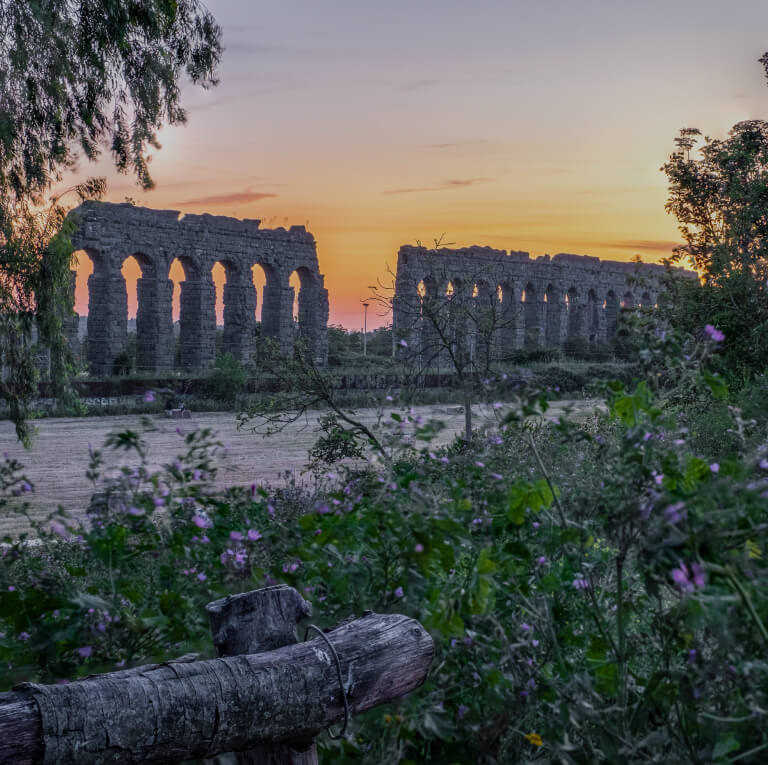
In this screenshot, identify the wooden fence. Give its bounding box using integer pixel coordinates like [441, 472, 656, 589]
[0, 585, 434, 764]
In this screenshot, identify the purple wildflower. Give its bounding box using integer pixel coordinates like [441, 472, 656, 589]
[394, 586, 404, 598]
[143, 390, 156, 403]
[704, 324, 725, 342]
[664, 501, 686, 524]
[572, 576, 589, 590]
[77, 646, 92, 658]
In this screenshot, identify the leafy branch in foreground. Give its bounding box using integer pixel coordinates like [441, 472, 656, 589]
[0, 0, 223, 443]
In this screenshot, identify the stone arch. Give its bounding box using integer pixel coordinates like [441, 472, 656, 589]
[621, 290, 635, 309]
[640, 290, 652, 308]
[65, 201, 328, 374]
[544, 284, 561, 346]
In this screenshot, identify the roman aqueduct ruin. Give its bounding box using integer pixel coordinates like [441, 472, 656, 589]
[67, 201, 329, 375]
[64, 202, 688, 377]
[392, 245, 684, 360]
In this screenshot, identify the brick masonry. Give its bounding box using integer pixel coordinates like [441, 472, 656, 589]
[392, 245, 693, 358]
[66, 201, 329, 375]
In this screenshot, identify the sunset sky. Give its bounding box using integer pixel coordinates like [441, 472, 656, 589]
[65, 0, 768, 329]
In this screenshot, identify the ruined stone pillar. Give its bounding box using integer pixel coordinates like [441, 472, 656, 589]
[261, 277, 295, 356]
[498, 286, 519, 358]
[87, 269, 127, 376]
[522, 294, 544, 349]
[296, 282, 328, 363]
[222, 279, 257, 363]
[393, 292, 420, 359]
[567, 297, 587, 340]
[179, 277, 216, 371]
[545, 296, 563, 348]
[136, 277, 173, 373]
[63, 271, 81, 366]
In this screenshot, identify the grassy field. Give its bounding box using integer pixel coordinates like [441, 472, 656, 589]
[1, 399, 603, 534]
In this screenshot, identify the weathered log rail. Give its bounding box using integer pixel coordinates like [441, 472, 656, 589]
[0, 586, 434, 764]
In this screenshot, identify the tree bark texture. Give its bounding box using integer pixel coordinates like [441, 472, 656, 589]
[206, 586, 318, 764]
[0, 612, 433, 765]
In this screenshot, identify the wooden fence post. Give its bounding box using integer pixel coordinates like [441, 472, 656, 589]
[206, 585, 318, 765]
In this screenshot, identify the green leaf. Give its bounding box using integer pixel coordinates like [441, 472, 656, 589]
[712, 736, 740, 760]
[702, 370, 729, 399]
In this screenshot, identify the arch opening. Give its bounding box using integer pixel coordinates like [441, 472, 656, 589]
[289, 266, 318, 343]
[121, 255, 144, 323]
[212, 262, 228, 327]
[251, 264, 268, 323]
[169, 258, 186, 324]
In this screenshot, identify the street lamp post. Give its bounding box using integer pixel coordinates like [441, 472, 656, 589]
[362, 302, 369, 355]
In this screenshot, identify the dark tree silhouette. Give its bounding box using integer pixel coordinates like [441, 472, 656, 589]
[0, 0, 222, 443]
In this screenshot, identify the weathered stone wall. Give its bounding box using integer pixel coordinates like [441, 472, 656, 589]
[393, 245, 690, 359]
[67, 201, 328, 375]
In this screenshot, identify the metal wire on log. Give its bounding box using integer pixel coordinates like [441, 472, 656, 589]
[206, 585, 318, 764]
[0, 610, 434, 765]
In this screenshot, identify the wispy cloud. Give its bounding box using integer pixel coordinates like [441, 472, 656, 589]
[424, 139, 489, 150]
[383, 178, 491, 195]
[604, 239, 681, 253]
[177, 190, 279, 207]
[400, 78, 442, 91]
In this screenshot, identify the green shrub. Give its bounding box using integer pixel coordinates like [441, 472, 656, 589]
[205, 352, 248, 402]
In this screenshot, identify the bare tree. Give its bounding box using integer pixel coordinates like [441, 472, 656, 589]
[236, 340, 387, 464]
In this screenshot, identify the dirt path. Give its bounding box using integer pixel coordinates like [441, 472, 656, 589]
[1, 399, 602, 533]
